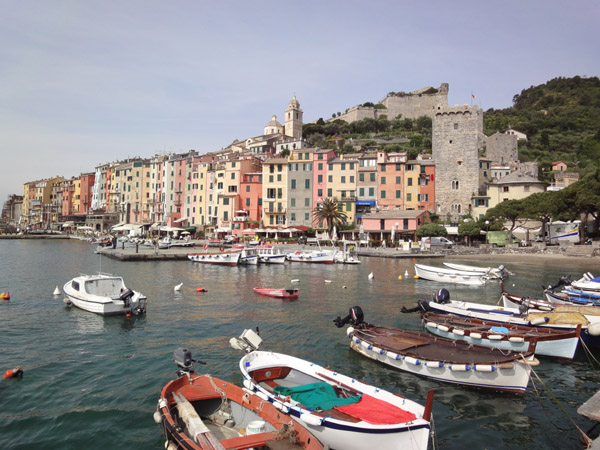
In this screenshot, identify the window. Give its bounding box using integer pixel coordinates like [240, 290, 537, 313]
[369, 187, 375, 196]
[305, 212, 309, 221]
[346, 203, 351, 212]
[305, 198, 309, 207]
[406, 193, 412, 202]
[291, 198, 296, 207]
[341, 176, 346, 183]
[381, 190, 386, 199]
[231, 173, 235, 180]
[328, 175, 333, 183]
[269, 175, 274, 183]
[291, 179, 296, 189]
[317, 189, 323, 197]
[403, 219, 409, 229]
[396, 190, 401, 198]
[359, 187, 365, 196]
[277, 174, 282, 182]
[246, 198, 250, 206]
[318, 174, 323, 183]
[298, 153, 303, 160]
[452, 180, 459, 190]
[341, 163, 346, 170]
[246, 185, 250, 192]
[223, 198, 230, 205]
[370, 173, 376, 182]
[318, 154, 323, 160]
[408, 178, 412, 186]
[381, 165, 386, 172]
[350, 176, 354, 183]
[454, 123, 458, 130]
[503, 186, 509, 192]
[381, 177, 386, 185]
[359, 173, 364, 182]
[291, 213, 296, 221]
[223, 211, 228, 221]
[350, 163, 354, 170]
[327, 188, 332, 197]
[305, 153, 309, 160]
[396, 163, 401, 171]
[318, 163, 323, 170]
[328, 164, 333, 171]
[305, 179, 310, 189]
[396, 176, 401, 184]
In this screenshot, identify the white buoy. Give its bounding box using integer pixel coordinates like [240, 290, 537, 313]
[325, 280, 332, 283]
[342, 286, 347, 289]
[404, 270, 409, 277]
[368, 272, 374, 280]
[53, 286, 61, 296]
[174, 283, 183, 292]
[291, 279, 300, 283]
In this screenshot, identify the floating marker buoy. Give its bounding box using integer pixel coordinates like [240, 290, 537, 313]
[368, 272, 374, 280]
[342, 286, 347, 289]
[3, 366, 23, 378]
[404, 270, 409, 277]
[291, 279, 299, 283]
[0, 292, 10, 300]
[196, 287, 207, 292]
[174, 283, 183, 292]
[325, 280, 332, 283]
[53, 286, 61, 296]
[413, 275, 419, 279]
[398, 275, 403, 280]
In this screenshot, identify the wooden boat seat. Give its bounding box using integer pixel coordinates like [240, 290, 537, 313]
[362, 334, 430, 352]
[220, 431, 278, 450]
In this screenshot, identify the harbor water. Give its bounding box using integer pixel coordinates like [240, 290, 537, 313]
[1, 239, 599, 449]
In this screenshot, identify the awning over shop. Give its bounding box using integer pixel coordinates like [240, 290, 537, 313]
[112, 223, 143, 231]
[173, 217, 189, 223]
[215, 228, 231, 233]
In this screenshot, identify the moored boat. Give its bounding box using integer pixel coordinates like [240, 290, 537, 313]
[155, 348, 324, 450]
[253, 288, 299, 299]
[188, 250, 242, 266]
[287, 250, 335, 264]
[414, 263, 488, 286]
[232, 245, 259, 265]
[442, 262, 508, 279]
[334, 307, 538, 394]
[231, 329, 433, 450]
[63, 273, 147, 316]
[421, 312, 581, 359]
[255, 244, 287, 264]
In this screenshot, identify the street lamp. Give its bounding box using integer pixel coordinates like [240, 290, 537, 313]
[485, 220, 489, 244]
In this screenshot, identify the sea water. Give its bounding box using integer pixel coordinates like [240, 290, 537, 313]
[0, 239, 599, 449]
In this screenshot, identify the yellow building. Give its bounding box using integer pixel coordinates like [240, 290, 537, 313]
[262, 158, 288, 226]
[486, 171, 546, 210]
[326, 158, 357, 224]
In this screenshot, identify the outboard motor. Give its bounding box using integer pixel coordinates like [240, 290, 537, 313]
[434, 288, 450, 304]
[547, 275, 572, 291]
[173, 348, 206, 376]
[119, 288, 134, 307]
[334, 306, 364, 328]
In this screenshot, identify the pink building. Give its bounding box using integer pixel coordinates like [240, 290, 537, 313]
[80, 173, 95, 215]
[312, 149, 336, 211]
[377, 151, 407, 209]
[361, 210, 430, 242]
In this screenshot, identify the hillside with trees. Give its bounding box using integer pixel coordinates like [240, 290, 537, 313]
[484, 76, 600, 178]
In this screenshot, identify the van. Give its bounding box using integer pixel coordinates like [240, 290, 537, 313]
[487, 231, 520, 247]
[421, 236, 454, 249]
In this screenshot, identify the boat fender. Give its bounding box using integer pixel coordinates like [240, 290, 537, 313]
[256, 390, 270, 402]
[437, 325, 450, 332]
[354, 338, 361, 344]
[518, 357, 540, 366]
[425, 361, 443, 368]
[449, 364, 471, 371]
[426, 322, 438, 329]
[3, 366, 23, 378]
[474, 365, 496, 372]
[158, 398, 168, 409]
[588, 322, 600, 336]
[508, 337, 525, 343]
[63, 298, 73, 306]
[497, 362, 514, 370]
[452, 329, 465, 336]
[273, 400, 290, 413]
[387, 352, 401, 361]
[299, 413, 323, 427]
[488, 335, 503, 340]
[360, 341, 371, 350]
[346, 326, 354, 337]
[153, 410, 162, 424]
[404, 356, 420, 365]
[371, 346, 383, 354]
[470, 332, 482, 339]
[528, 317, 549, 326]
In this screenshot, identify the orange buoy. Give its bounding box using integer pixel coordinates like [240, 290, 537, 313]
[196, 287, 207, 292]
[4, 366, 23, 378]
[0, 292, 9, 300]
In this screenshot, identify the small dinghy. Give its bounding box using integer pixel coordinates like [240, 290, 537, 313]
[442, 262, 508, 280]
[335, 306, 539, 394]
[421, 312, 581, 360]
[253, 288, 299, 299]
[414, 264, 488, 286]
[230, 329, 433, 450]
[155, 348, 324, 450]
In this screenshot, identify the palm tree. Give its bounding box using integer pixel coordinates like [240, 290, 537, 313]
[312, 198, 348, 238]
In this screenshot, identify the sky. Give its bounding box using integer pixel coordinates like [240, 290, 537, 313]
[1, 0, 598, 202]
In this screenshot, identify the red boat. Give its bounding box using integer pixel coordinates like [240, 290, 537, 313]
[253, 288, 299, 299]
[155, 348, 323, 450]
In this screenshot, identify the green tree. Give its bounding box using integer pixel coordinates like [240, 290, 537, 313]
[416, 223, 447, 238]
[458, 221, 482, 246]
[279, 148, 290, 158]
[521, 191, 562, 241]
[485, 199, 525, 233]
[312, 198, 348, 238]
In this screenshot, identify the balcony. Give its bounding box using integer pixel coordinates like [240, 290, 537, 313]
[333, 196, 357, 203]
[233, 216, 248, 222]
[266, 208, 286, 215]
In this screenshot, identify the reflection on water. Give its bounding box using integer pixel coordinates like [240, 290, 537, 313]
[0, 240, 599, 449]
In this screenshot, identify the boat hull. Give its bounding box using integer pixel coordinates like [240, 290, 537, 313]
[240, 351, 431, 450]
[414, 264, 486, 286]
[287, 251, 335, 264]
[253, 288, 299, 299]
[347, 326, 534, 394]
[188, 251, 241, 266]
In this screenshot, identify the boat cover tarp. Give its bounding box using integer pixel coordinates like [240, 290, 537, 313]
[527, 311, 589, 325]
[334, 394, 418, 425]
[273, 382, 361, 410]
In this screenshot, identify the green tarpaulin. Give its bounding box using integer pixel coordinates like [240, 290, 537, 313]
[274, 382, 361, 411]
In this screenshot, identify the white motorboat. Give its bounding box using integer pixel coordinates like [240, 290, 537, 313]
[255, 244, 287, 264]
[443, 262, 507, 279]
[287, 250, 336, 264]
[414, 263, 488, 286]
[231, 329, 433, 450]
[233, 245, 259, 265]
[334, 241, 361, 264]
[63, 273, 147, 316]
[187, 250, 242, 266]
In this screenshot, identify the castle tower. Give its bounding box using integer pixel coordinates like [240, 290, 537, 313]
[432, 105, 484, 220]
[285, 95, 303, 140]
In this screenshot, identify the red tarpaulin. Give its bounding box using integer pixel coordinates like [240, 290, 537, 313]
[334, 394, 417, 425]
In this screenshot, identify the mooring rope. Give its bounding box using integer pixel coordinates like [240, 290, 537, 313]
[524, 356, 593, 447]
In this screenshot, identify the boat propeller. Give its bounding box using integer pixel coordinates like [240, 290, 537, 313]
[334, 306, 364, 328]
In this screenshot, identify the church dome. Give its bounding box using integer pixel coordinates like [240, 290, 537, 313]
[264, 115, 283, 135]
[287, 95, 300, 109]
[265, 115, 282, 128]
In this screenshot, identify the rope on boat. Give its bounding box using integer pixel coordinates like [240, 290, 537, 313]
[579, 337, 600, 369]
[523, 356, 593, 447]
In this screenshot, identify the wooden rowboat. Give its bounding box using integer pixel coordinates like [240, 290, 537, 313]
[253, 288, 299, 299]
[155, 348, 323, 450]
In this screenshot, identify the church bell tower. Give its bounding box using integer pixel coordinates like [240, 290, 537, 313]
[285, 95, 303, 140]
